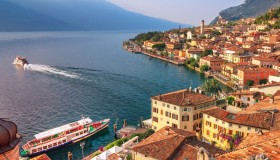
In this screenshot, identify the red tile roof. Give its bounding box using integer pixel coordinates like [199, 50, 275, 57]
[217, 131, 280, 160]
[202, 107, 273, 129]
[132, 126, 195, 160]
[200, 56, 225, 62]
[152, 89, 215, 107]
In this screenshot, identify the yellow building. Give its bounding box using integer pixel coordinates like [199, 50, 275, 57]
[202, 107, 274, 150]
[151, 89, 216, 133]
[143, 41, 162, 49]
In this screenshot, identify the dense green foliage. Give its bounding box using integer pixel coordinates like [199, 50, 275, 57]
[129, 129, 155, 141]
[255, 7, 280, 29]
[187, 58, 199, 69]
[246, 80, 254, 87]
[132, 32, 163, 45]
[152, 43, 166, 51]
[201, 49, 213, 57]
[259, 79, 268, 85]
[200, 64, 210, 72]
[226, 96, 235, 105]
[104, 138, 128, 150]
[202, 79, 222, 98]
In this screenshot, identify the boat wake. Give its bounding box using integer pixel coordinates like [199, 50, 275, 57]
[24, 64, 79, 79]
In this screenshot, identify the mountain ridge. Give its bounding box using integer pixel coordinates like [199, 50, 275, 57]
[211, 0, 280, 25]
[1, 0, 190, 31]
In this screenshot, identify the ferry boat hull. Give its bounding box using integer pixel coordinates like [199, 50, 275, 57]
[21, 118, 110, 157]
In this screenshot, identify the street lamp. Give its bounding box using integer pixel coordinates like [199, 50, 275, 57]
[80, 141, 85, 158]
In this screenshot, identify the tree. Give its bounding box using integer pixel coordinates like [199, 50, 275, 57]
[202, 79, 222, 98]
[200, 64, 210, 72]
[202, 49, 213, 57]
[246, 80, 254, 87]
[226, 96, 235, 105]
[152, 43, 166, 51]
[188, 58, 199, 69]
[259, 79, 268, 85]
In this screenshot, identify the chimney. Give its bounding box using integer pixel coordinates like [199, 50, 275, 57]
[270, 96, 275, 104]
[165, 127, 170, 135]
[189, 86, 192, 92]
[257, 130, 263, 136]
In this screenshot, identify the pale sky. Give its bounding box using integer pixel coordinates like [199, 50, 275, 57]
[107, 0, 245, 26]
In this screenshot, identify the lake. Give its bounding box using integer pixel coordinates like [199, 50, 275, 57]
[0, 31, 205, 159]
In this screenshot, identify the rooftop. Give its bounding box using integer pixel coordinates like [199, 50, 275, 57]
[152, 89, 215, 107]
[202, 107, 274, 130]
[132, 126, 195, 160]
[217, 131, 280, 160]
[200, 56, 225, 62]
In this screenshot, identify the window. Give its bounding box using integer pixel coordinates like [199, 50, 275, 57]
[229, 123, 232, 127]
[248, 126, 251, 130]
[84, 130, 87, 133]
[152, 116, 158, 123]
[58, 141, 62, 145]
[215, 118, 218, 122]
[38, 148, 42, 151]
[228, 130, 233, 135]
[167, 121, 169, 124]
[255, 128, 259, 132]
[206, 130, 210, 136]
[154, 101, 157, 104]
[182, 115, 189, 121]
[172, 113, 178, 120]
[32, 149, 37, 153]
[184, 108, 188, 111]
[167, 104, 170, 108]
[63, 140, 66, 143]
[53, 143, 57, 146]
[174, 106, 177, 110]
[247, 97, 250, 101]
[43, 146, 47, 150]
[213, 133, 216, 138]
[214, 124, 217, 129]
[172, 123, 178, 128]
[48, 144, 52, 148]
[199, 113, 203, 118]
[162, 103, 165, 107]
[193, 125, 197, 131]
[184, 126, 187, 129]
[193, 115, 197, 121]
[160, 110, 163, 115]
[76, 133, 79, 136]
[222, 121, 225, 124]
[207, 115, 210, 118]
[238, 125, 242, 128]
[153, 107, 158, 113]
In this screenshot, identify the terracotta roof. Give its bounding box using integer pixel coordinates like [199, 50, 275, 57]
[202, 107, 273, 129]
[107, 153, 120, 160]
[274, 90, 280, 96]
[30, 154, 51, 160]
[231, 90, 264, 100]
[172, 139, 226, 160]
[237, 130, 280, 149]
[250, 82, 280, 89]
[152, 89, 215, 107]
[252, 56, 278, 62]
[239, 96, 280, 113]
[132, 126, 195, 160]
[217, 131, 280, 160]
[200, 56, 225, 62]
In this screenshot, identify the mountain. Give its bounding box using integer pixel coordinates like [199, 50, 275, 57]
[2, 0, 189, 31]
[211, 0, 280, 25]
[0, 0, 79, 31]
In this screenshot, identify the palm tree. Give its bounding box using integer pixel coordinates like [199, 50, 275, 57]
[202, 79, 222, 98]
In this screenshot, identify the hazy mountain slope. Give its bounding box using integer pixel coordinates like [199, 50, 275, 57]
[5, 0, 189, 31]
[0, 0, 79, 31]
[211, 0, 280, 24]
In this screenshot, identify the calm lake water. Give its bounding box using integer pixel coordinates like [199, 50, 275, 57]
[0, 31, 205, 159]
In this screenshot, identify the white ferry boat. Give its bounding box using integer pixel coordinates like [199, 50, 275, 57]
[21, 117, 110, 157]
[13, 56, 29, 66]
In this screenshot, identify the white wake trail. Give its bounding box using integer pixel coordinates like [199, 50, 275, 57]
[24, 64, 79, 79]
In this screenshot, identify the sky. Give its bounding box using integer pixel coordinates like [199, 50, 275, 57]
[107, 0, 245, 26]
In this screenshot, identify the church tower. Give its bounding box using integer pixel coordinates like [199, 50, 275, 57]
[201, 20, 205, 35]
